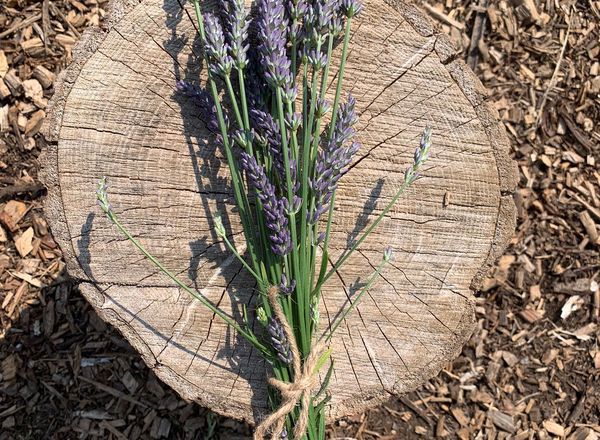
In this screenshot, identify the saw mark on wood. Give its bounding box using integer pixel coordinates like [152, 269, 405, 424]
[362, 79, 425, 124]
[357, 249, 401, 330]
[360, 252, 418, 323]
[424, 268, 471, 301]
[156, 297, 186, 358]
[350, 83, 453, 172]
[97, 48, 147, 78]
[200, 325, 224, 379]
[128, 299, 158, 324]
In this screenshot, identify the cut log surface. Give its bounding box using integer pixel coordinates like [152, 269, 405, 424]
[41, 0, 517, 423]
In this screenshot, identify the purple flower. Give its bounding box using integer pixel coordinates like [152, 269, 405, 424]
[307, 49, 328, 69]
[405, 126, 432, 183]
[341, 0, 363, 18]
[315, 231, 325, 244]
[96, 177, 113, 214]
[279, 273, 296, 295]
[286, 111, 301, 131]
[257, 0, 292, 87]
[240, 152, 292, 256]
[282, 83, 298, 103]
[383, 246, 393, 262]
[332, 94, 359, 144]
[286, 0, 308, 41]
[315, 97, 331, 117]
[304, 0, 337, 42]
[203, 13, 234, 77]
[413, 126, 432, 166]
[250, 109, 299, 193]
[267, 317, 293, 364]
[309, 94, 360, 224]
[176, 80, 222, 133]
[224, 0, 250, 68]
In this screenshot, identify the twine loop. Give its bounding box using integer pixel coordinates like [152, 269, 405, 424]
[254, 287, 328, 440]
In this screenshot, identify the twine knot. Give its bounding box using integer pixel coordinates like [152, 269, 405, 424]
[254, 287, 328, 440]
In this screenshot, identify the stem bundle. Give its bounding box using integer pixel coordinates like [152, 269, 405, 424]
[95, 1, 433, 438]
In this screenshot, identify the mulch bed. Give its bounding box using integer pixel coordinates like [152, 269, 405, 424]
[1, 0, 598, 438]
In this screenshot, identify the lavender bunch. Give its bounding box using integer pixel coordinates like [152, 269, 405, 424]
[96, 0, 435, 438]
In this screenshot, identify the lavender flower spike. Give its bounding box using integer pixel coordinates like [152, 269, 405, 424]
[250, 109, 300, 193]
[240, 152, 292, 256]
[304, 0, 336, 42]
[309, 95, 360, 224]
[279, 273, 296, 295]
[96, 177, 112, 215]
[257, 0, 292, 87]
[225, 0, 250, 68]
[332, 94, 359, 146]
[341, 0, 363, 18]
[405, 126, 432, 184]
[267, 317, 293, 364]
[286, 0, 308, 41]
[203, 13, 233, 77]
[383, 246, 393, 262]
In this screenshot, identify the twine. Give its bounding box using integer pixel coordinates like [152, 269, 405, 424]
[254, 287, 327, 440]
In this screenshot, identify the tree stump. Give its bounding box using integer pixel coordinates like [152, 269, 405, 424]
[41, 0, 517, 423]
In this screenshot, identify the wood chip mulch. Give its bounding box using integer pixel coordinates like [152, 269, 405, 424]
[1, 0, 599, 439]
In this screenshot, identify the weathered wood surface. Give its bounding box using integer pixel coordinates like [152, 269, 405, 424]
[40, 0, 517, 423]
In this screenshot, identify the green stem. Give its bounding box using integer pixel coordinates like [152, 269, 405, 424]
[327, 18, 353, 140]
[299, 40, 323, 295]
[306, 35, 335, 295]
[192, 0, 260, 277]
[224, 76, 244, 132]
[220, 233, 263, 283]
[107, 212, 271, 356]
[315, 178, 412, 295]
[323, 256, 388, 341]
[237, 67, 251, 135]
[276, 87, 307, 354]
[321, 19, 353, 262]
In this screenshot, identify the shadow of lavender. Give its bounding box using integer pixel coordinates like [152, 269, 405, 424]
[161, 0, 269, 422]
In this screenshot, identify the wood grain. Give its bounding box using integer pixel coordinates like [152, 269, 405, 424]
[40, 0, 517, 423]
